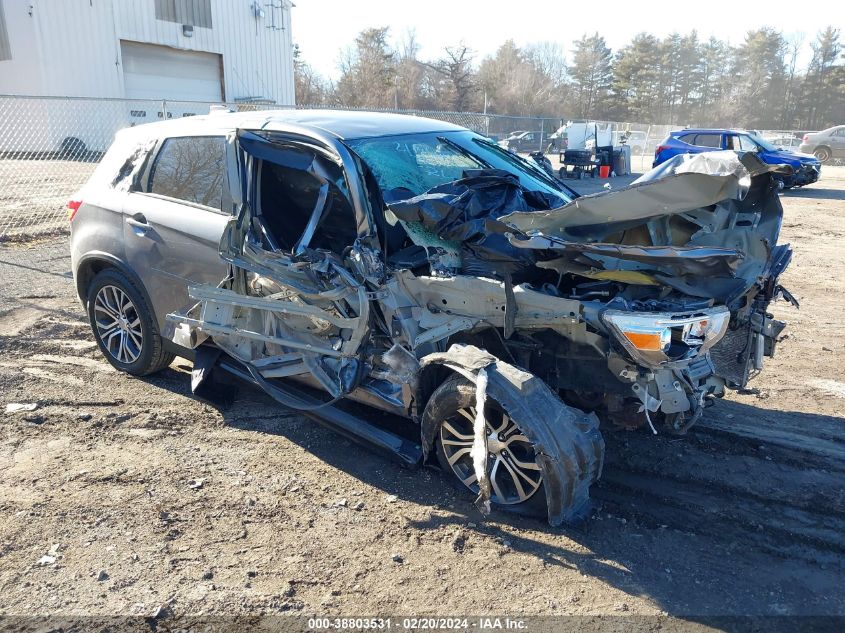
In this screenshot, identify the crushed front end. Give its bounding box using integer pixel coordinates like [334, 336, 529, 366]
[492, 151, 796, 433]
[168, 127, 795, 525]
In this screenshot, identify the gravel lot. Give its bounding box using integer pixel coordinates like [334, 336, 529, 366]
[0, 167, 843, 625]
[0, 158, 97, 238]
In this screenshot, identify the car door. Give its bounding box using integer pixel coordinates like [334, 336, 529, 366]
[168, 131, 375, 399]
[520, 133, 535, 152]
[830, 128, 845, 157]
[123, 134, 231, 335]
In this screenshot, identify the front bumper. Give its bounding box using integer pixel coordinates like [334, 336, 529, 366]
[600, 306, 732, 433]
[781, 163, 820, 188]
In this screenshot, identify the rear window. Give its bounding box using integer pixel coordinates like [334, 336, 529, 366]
[682, 133, 721, 148]
[148, 136, 226, 209]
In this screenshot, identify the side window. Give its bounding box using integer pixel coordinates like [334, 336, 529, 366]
[693, 134, 721, 148]
[677, 133, 695, 145]
[258, 146, 358, 255]
[737, 135, 757, 151]
[832, 129, 845, 137]
[148, 136, 226, 209]
[724, 135, 737, 150]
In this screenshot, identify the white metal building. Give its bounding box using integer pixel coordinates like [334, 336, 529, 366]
[0, 0, 295, 153]
[0, 0, 295, 105]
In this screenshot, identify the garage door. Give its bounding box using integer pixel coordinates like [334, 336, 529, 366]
[120, 41, 223, 102]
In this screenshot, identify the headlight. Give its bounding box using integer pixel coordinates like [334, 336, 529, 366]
[603, 307, 730, 368]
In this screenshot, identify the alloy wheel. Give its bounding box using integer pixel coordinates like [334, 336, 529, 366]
[439, 405, 542, 505]
[93, 285, 143, 364]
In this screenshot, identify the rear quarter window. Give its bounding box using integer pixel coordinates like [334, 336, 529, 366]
[692, 134, 722, 148]
[83, 135, 152, 192]
[148, 136, 226, 209]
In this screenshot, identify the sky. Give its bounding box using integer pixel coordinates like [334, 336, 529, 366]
[291, 0, 842, 81]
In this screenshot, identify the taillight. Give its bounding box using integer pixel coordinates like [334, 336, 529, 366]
[802, 134, 808, 142]
[655, 145, 668, 158]
[67, 200, 82, 221]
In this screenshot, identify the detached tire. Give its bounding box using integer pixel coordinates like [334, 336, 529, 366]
[60, 136, 86, 159]
[86, 269, 174, 376]
[423, 370, 604, 525]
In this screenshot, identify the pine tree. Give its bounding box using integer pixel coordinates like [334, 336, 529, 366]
[569, 34, 613, 118]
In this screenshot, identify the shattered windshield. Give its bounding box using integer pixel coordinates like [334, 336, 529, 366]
[346, 131, 572, 205]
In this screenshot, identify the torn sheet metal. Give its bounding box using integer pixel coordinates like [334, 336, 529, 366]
[507, 234, 744, 277]
[387, 169, 557, 276]
[500, 172, 741, 239]
[496, 151, 787, 304]
[499, 152, 774, 239]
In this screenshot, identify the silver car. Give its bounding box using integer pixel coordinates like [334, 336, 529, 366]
[70, 110, 794, 525]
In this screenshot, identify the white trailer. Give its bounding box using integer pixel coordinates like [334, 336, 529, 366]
[563, 121, 613, 150]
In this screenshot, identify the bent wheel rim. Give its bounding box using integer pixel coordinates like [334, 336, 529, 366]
[93, 285, 143, 364]
[439, 405, 542, 505]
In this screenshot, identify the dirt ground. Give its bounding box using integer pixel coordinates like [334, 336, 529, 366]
[0, 166, 843, 626]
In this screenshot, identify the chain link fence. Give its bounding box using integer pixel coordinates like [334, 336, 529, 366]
[0, 94, 811, 239]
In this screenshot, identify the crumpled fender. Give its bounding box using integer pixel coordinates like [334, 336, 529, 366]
[419, 344, 605, 527]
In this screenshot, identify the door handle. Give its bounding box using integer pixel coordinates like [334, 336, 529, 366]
[126, 213, 149, 230]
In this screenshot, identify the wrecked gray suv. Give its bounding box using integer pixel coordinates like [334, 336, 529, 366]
[70, 111, 795, 526]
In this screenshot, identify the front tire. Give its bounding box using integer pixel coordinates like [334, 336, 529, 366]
[86, 269, 174, 376]
[428, 376, 547, 518]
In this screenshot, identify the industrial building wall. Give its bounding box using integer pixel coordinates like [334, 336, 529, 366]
[26, 0, 126, 98]
[0, 0, 294, 105]
[113, 0, 295, 104]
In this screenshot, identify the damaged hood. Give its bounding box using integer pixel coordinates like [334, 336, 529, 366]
[502, 152, 789, 303]
[500, 151, 753, 238]
[390, 151, 789, 304]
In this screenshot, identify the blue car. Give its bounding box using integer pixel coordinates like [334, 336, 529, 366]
[653, 128, 821, 189]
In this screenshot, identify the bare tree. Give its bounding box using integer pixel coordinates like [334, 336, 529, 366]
[293, 44, 331, 106]
[420, 44, 478, 111]
[299, 25, 843, 129]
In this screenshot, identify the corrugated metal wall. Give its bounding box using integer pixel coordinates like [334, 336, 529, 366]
[31, 0, 124, 98]
[154, 0, 213, 29]
[0, 0, 12, 61]
[0, 0, 294, 105]
[115, 0, 294, 104]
